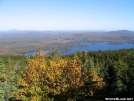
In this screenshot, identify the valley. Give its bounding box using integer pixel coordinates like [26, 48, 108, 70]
[0, 30, 134, 55]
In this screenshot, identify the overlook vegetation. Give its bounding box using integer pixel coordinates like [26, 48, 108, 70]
[0, 49, 134, 101]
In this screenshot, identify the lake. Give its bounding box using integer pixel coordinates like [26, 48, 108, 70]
[23, 42, 134, 55]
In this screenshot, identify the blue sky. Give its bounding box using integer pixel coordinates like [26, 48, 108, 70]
[0, 0, 134, 30]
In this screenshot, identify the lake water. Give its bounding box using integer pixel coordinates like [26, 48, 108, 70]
[23, 42, 134, 55]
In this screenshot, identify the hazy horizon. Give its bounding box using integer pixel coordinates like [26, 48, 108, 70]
[0, 29, 134, 32]
[0, 0, 134, 31]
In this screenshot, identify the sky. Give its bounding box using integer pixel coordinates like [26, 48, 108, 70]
[0, 0, 134, 31]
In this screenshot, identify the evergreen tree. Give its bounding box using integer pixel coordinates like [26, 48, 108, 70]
[103, 63, 118, 97]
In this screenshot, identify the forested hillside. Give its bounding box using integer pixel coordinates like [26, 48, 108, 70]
[0, 49, 134, 101]
[0, 30, 134, 55]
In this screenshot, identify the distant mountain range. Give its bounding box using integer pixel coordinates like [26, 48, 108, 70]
[108, 30, 134, 34]
[0, 30, 134, 35]
[0, 29, 134, 55]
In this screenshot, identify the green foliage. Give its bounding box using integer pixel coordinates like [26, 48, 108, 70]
[83, 58, 95, 72]
[104, 64, 118, 96]
[0, 49, 134, 100]
[0, 58, 6, 100]
[0, 56, 23, 101]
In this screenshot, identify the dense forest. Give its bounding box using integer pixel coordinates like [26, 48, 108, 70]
[0, 49, 134, 101]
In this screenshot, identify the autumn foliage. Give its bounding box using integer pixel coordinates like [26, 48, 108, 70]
[13, 52, 105, 101]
